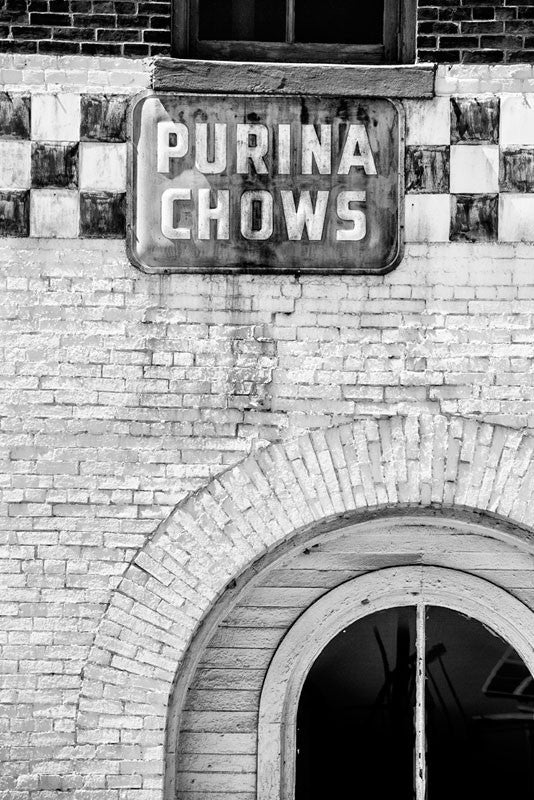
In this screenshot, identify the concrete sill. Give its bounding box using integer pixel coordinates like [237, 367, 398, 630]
[153, 58, 436, 98]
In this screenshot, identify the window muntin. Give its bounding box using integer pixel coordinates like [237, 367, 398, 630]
[178, 0, 415, 64]
[296, 605, 534, 800]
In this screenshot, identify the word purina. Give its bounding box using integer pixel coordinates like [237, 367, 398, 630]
[157, 121, 377, 242]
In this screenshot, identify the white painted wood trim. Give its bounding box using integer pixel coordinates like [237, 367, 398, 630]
[165, 513, 534, 800]
[257, 566, 534, 800]
[415, 602, 426, 800]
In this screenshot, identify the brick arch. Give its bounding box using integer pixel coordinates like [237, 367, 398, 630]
[77, 413, 534, 796]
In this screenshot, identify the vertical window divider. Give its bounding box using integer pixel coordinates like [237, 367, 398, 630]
[383, 0, 400, 61]
[286, 0, 295, 44]
[415, 602, 426, 800]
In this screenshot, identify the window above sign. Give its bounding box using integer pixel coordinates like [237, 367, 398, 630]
[174, 0, 416, 64]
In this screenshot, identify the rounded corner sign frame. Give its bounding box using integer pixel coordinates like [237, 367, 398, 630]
[127, 92, 404, 275]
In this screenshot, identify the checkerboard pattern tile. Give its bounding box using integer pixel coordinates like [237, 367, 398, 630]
[405, 95, 534, 243]
[0, 92, 127, 238]
[4, 91, 534, 242]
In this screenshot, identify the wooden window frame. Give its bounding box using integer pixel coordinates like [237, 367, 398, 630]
[257, 565, 534, 800]
[173, 0, 417, 64]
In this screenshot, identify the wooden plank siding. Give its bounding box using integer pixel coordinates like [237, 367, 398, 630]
[175, 523, 534, 799]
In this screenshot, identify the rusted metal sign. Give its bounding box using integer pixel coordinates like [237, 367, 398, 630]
[128, 93, 403, 274]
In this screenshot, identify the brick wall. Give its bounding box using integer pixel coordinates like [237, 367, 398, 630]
[3, 56, 534, 798]
[0, 0, 171, 57]
[417, 1, 534, 64]
[2, 0, 534, 62]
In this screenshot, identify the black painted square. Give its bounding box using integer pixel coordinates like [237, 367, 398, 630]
[500, 148, 534, 192]
[80, 95, 128, 142]
[0, 93, 30, 139]
[31, 143, 79, 189]
[450, 194, 498, 242]
[80, 192, 126, 237]
[0, 190, 29, 236]
[451, 97, 500, 143]
[405, 146, 450, 193]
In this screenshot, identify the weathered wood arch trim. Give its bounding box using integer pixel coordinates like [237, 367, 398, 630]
[166, 509, 534, 798]
[76, 413, 534, 798]
[257, 566, 534, 800]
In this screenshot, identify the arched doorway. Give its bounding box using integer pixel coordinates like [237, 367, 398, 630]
[75, 414, 534, 799]
[297, 604, 534, 800]
[258, 567, 534, 800]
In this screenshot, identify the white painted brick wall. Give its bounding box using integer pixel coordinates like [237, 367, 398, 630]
[3, 57, 534, 798]
[0, 54, 151, 93]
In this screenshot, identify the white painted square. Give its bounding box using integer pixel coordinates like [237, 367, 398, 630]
[31, 94, 81, 141]
[79, 142, 127, 191]
[405, 194, 450, 242]
[405, 97, 451, 146]
[30, 189, 79, 238]
[0, 140, 31, 189]
[449, 144, 499, 194]
[499, 194, 534, 242]
[500, 94, 534, 146]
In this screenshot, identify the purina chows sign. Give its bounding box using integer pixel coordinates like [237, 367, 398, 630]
[128, 93, 403, 274]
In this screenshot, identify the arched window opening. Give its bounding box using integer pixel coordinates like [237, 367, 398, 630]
[296, 605, 534, 800]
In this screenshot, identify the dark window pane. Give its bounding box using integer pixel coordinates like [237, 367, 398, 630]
[426, 607, 534, 800]
[295, 0, 384, 44]
[199, 0, 286, 41]
[296, 607, 416, 800]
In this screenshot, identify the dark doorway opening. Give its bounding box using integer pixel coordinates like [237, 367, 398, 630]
[296, 605, 534, 800]
[425, 607, 534, 800]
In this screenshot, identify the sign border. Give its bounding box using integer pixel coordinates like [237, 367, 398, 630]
[126, 90, 405, 276]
